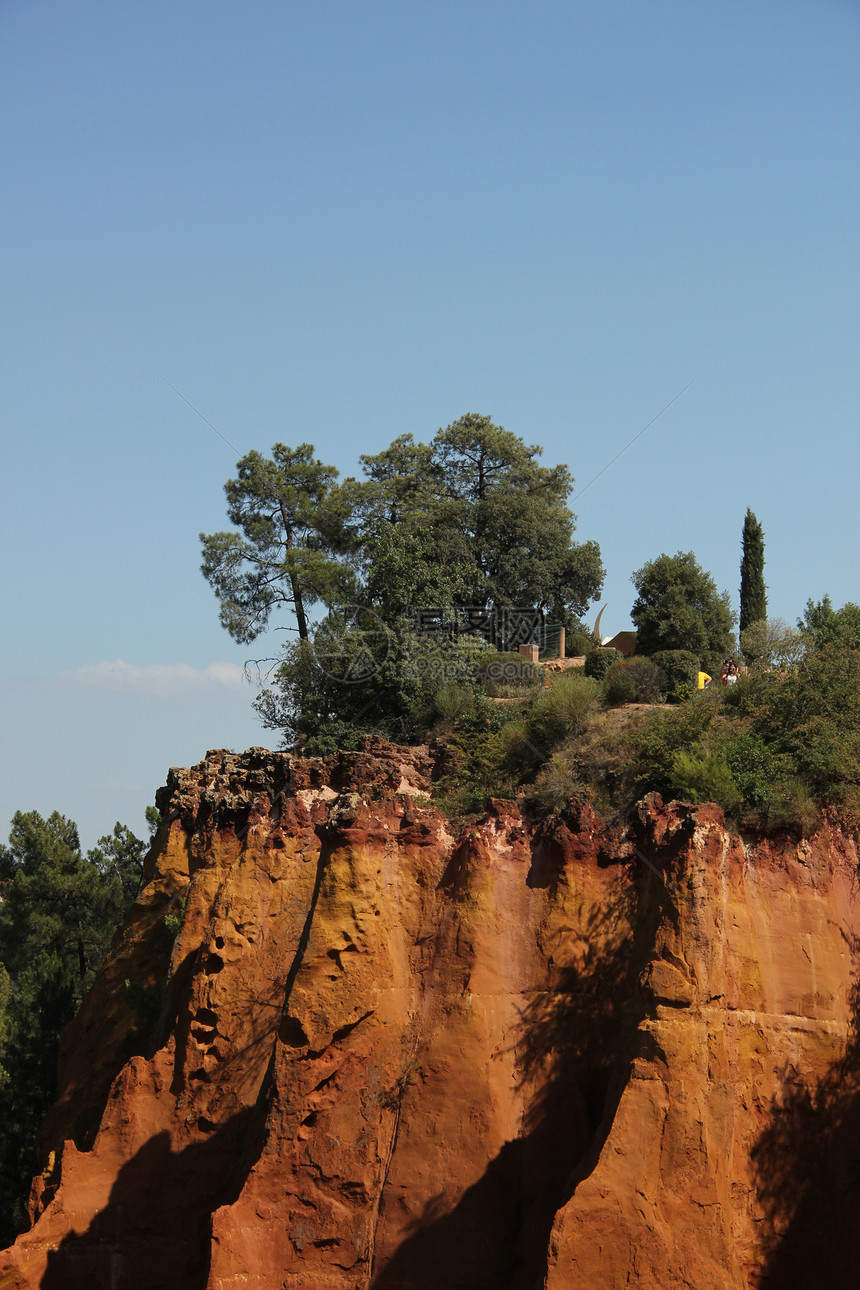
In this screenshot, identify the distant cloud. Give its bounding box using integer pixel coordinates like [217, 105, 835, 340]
[46, 659, 251, 699]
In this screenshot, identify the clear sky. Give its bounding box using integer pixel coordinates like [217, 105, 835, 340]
[1, 0, 858, 848]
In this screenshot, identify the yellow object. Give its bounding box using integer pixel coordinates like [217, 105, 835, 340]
[697, 671, 711, 690]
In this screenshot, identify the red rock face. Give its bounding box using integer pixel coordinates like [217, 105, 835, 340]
[1, 742, 859, 1289]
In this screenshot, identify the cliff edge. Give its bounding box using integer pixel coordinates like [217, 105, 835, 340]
[1, 740, 859, 1289]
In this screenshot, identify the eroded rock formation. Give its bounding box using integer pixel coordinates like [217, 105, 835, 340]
[1, 740, 859, 1289]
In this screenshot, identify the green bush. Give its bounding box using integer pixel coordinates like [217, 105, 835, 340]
[604, 658, 667, 706]
[561, 709, 649, 820]
[257, 628, 495, 750]
[759, 778, 820, 834]
[565, 624, 593, 657]
[720, 643, 860, 821]
[584, 648, 622, 680]
[587, 629, 860, 829]
[650, 650, 699, 702]
[476, 651, 542, 697]
[162, 896, 187, 941]
[723, 732, 783, 811]
[435, 674, 601, 815]
[495, 719, 544, 776]
[670, 746, 741, 811]
[631, 700, 718, 801]
[430, 707, 521, 817]
[528, 757, 584, 815]
[433, 683, 473, 721]
[526, 673, 601, 751]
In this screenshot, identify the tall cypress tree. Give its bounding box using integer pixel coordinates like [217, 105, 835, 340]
[739, 508, 767, 635]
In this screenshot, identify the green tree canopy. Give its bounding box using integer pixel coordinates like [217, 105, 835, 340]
[356, 414, 604, 620]
[0, 811, 147, 1243]
[349, 434, 439, 532]
[739, 508, 767, 636]
[206, 416, 604, 747]
[0, 965, 10, 1087]
[247, 416, 604, 747]
[631, 551, 735, 668]
[799, 596, 860, 652]
[729, 638, 860, 818]
[88, 822, 148, 909]
[0, 812, 112, 983]
[360, 522, 473, 620]
[200, 443, 355, 643]
[203, 417, 604, 650]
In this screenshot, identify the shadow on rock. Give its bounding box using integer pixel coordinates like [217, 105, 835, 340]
[41, 1105, 262, 1290]
[371, 873, 640, 1290]
[752, 959, 860, 1289]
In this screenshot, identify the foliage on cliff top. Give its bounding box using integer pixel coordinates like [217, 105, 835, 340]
[425, 603, 860, 834]
[202, 413, 604, 651]
[604, 624, 860, 830]
[631, 550, 736, 673]
[255, 632, 543, 756]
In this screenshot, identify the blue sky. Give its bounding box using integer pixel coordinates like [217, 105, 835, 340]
[1, 0, 858, 847]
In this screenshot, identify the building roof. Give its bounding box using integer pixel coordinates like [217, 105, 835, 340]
[601, 630, 637, 656]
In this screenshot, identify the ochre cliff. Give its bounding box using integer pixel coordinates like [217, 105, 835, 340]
[1, 740, 859, 1289]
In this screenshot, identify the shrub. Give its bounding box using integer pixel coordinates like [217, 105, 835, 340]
[430, 714, 520, 817]
[162, 895, 187, 942]
[564, 710, 649, 819]
[670, 746, 741, 812]
[565, 623, 593, 657]
[476, 651, 542, 698]
[296, 719, 375, 757]
[528, 757, 585, 815]
[433, 683, 473, 721]
[720, 732, 820, 830]
[723, 732, 783, 811]
[604, 658, 667, 706]
[584, 648, 622, 680]
[602, 633, 860, 829]
[497, 719, 544, 774]
[760, 778, 820, 834]
[163, 912, 182, 939]
[650, 650, 699, 702]
[722, 643, 860, 821]
[526, 674, 601, 751]
[631, 700, 717, 801]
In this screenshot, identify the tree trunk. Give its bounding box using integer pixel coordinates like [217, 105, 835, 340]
[279, 502, 309, 641]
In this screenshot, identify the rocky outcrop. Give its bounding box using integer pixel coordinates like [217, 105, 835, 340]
[545, 803, 860, 1290]
[1, 741, 859, 1289]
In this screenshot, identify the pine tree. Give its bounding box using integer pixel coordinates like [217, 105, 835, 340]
[200, 444, 356, 645]
[0, 811, 146, 1243]
[739, 508, 767, 635]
